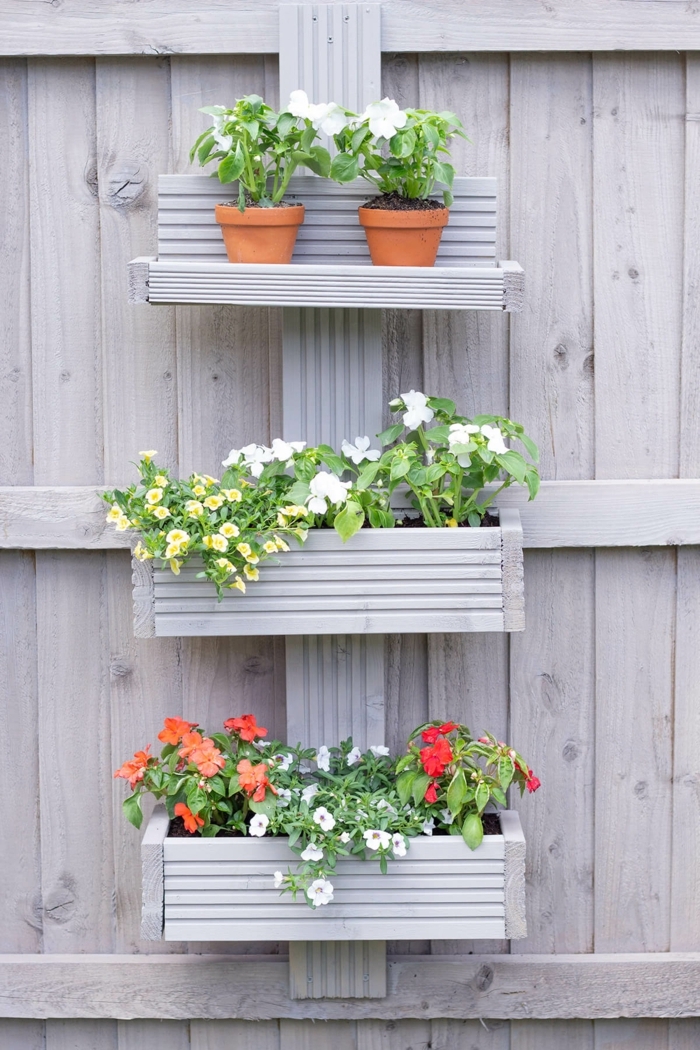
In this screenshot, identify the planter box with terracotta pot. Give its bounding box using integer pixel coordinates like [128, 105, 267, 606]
[141, 804, 527, 942]
[128, 174, 524, 311]
[132, 508, 524, 638]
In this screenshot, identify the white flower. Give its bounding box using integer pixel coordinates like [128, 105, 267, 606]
[222, 447, 242, 468]
[273, 870, 285, 889]
[401, 390, 434, 430]
[369, 745, 390, 758]
[241, 442, 274, 478]
[253, 739, 270, 751]
[480, 424, 508, 455]
[277, 788, 292, 807]
[287, 90, 350, 136]
[307, 878, 334, 907]
[439, 808, 455, 826]
[315, 745, 331, 772]
[376, 799, 396, 814]
[301, 783, 320, 804]
[341, 436, 381, 465]
[362, 97, 407, 140]
[271, 437, 306, 464]
[213, 130, 233, 151]
[320, 103, 351, 136]
[274, 752, 294, 772]
[391, 833, 407, 857]
[363, 828, 392, 851]
[422, 817, 435, 836]
[306, 471, 352, 515]
[448, 423, 481, 467]
[301, 842, 324, 862]
[249, 814, 269, 837]
[339, 831, 351, 844]
[346, 746, 362, 766]
[313, 806, 336, 832]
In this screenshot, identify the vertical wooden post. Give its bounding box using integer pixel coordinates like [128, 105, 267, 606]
[278, 6, 386, 999]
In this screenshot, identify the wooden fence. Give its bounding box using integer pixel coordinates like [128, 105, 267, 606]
[1, 9, 700, 1048]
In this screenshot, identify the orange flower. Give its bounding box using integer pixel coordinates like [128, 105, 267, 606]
[190, 738, 226, 778]
[420, 737, 453, 777]
[178, 731, 204, 759]
[114, 745, 152, 789]
[224, 714, 268, 742]
[236, 758, 275, 802]
[174, 802, 204, 834]
[158, 717, 198, 746]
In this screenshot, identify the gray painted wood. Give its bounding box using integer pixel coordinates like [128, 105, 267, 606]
[4, 952, 700, 1020]
[7, 2, 700, 56]
[139, 522, 520, 637]
[140, 807, 524, 941]
[289, 942, 387, 1000]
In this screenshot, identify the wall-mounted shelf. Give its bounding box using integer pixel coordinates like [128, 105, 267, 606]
[128, 175, 523, 312]
[131, 510, 524, 639]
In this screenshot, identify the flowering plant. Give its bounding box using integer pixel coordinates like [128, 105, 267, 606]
[190, 92, 339, 209]
[115, 712, 539, 908]
[329, 99, 467, 206]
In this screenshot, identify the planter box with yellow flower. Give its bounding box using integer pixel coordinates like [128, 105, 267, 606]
[126, 717, 534, 943]
[104, 394, 539, 639]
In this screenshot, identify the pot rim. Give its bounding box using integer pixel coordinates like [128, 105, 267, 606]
[215, 202, 305, 226]
[358, 204, 450, 229]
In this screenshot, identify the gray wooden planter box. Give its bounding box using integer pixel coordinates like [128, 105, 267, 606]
[132, 508, 524, 637]
[128, 174, 524, 312]
[141, 805, 526, 942]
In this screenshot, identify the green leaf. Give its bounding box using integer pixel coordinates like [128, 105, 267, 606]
[433, 160, 455, 188]
[390, 458, 411, 481]
[218, 142, 245, 183]
[330, 153, 360, 183]
[196, 134, 216, 165]
[276, 111, 296, 137]
[390, 128, 416, 158]
[368, 507, 395, 529]
[467, 511, 481, 528]
[461, 812, 484, 850]
[491, 786, 507, 807]
[351, 125, 371, 151]
[318, 450, 345, 475]
[294, 458, 316, 483]
[427, 397, 456, 416]
[377, 423, 404, 446]
[412, 772, 431, 805]
[526, 469, 540, 501]
[249, 796, 276, 819]
[334, 501, 365, 542]
[446, 769, 467, 815]
[397, 769, 417, 807]
[498, 756, 514, 792]
[519, 433, 540, 463]
[305, 146, 331, 178]
[495, 451, 527, 484]
[425, 463, 447, 483]
[442, 189, 454, 207]
[122, 792, 143, 829]
[475, 780, 490, 813]
[227, 774, 241, 796]
[209, 775, 227, 797]
[426, 424, 451, 443]
[287, 480, 311, 505]
[356, 461, 381, 489]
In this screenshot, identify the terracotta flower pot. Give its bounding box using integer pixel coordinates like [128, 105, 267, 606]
[358, 205, 450, 267]
[214, 203, 305, 264]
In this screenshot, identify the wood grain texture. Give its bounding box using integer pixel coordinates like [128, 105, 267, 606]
[510, 1020, 593, 1050]
[127, 257, 151, 305]
[117, 1020, 190, 1050]
[681, 56, 700, 479]
[140, 805, 168, 941]
[4, 953, 700, 1020]
[5, 1, 700, 55]
[357, 1019, 430, 1050]
[501, 810, 526, 940]
[0, 1020, 46, 1050]
[499, 508, 524, 631]
[45, 1020, 117, 1050]
[131, 550, 156, 639]
[0, 59, 32, 485]
[289, 942, 387, 1000]
[593, 1019, 669, 1050]
[191, 1019, 280, 1050]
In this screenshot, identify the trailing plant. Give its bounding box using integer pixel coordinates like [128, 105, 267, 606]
[190, 92, 341, 209]
[329, 99, 467, 205]
[102, 393, 539, 594]
[115, 713, 540, 908]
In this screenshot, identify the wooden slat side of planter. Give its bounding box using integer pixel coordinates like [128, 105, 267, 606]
[141, 804, 169, 941]
[145, 812, 526, 942]
[131, 550, 156, 639]
[139, 525, 524, 636]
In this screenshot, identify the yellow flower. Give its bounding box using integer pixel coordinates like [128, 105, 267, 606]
[152, 505, 171, 520]
[294, 528, 308, 542]
[215, 558, 234, 573]
[203, 475, 219, 487]
[139, 450, 158, 462]
[185, 500, 204, 518]
[263, 540, 277, 554]
[218, 522, 240, 539]
[115, 516, 131, 531]
[191, 474, 205, 484]
[166, 529, 189, 546]
[145, 488, 163, 505]
[445, 518, 458, 528]
[106, 503, 123, 522]
[274, 535, 290, 552]
[203, 494, 224, 510]
[229, 576, 246, 593]
[245, 552, 259, 565]
[133, 542, 153, 562]
[192, 484, 207, 497]
[165, 542, 182, 558]
[283, 505, 308, 517]
[243, 564, 260, 582]
[169, 558, 181, 575]
[154, 475, 169, 488]
[277, 511, 289, 527]
[236, 542, 252, 558]
[222, 488, 242, 503]
[203, 535, 228, 552]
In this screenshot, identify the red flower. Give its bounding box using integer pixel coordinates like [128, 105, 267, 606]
[189, 738, 226, 778]
[420, 737, 453, 777]
[525, 770, 541, 793]
[237, 758, 275, 802]
[224, 714, 268, 742]
[178, 731, 204, 759]
[114, 745, 152, 789]
[421, 721, 459, 744]
[174, 802, 204, 834]
[158, 717, 198, 746]
[424, 781, 439, 804]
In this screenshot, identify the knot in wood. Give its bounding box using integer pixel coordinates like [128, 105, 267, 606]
[44, 879, 77, 924]
[107, 161, 148, 209]
[473, 963, 494, 992]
